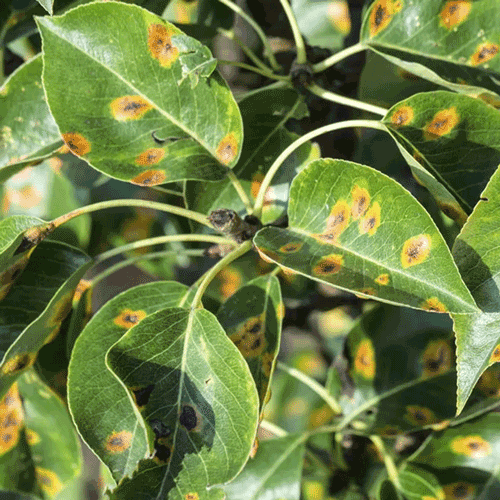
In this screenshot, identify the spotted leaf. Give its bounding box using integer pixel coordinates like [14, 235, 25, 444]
[67, 281, 191, 483]
[0, 55, 63, 183]
[163, 0, 233, 29]
[254, 158, 477, 313]
[105, 307, 259, 500]
[36, 2, 243, 185]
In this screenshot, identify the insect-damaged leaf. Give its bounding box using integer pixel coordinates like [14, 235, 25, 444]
[0, 370, 81, 499]
[67, 281, 191, 483]
[36, 2, 243, 186]
[0, 55, 63, 183]
[0, 240, 91, 399]
[253, 158, 477, 313]
[105, 307, 259, 500]
[383, 91, 500, 216]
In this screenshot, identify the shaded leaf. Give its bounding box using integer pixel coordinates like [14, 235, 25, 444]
[67, 281, 191, 483]
[0, 55, 63, 183]
[217, 275, 282, 414]
[0, 240, 91, 399]
[254, 158, 477, 313]
[35, 0, 52, 15]
[398, 465, 444, 499]
[0, 369, 81, 499]
[163, 0, 233, 29]
[383, 91, 500, 215]
[223, 434, 306, 500]
[106, 307, 259, 500]
[37, 2, 243, 185]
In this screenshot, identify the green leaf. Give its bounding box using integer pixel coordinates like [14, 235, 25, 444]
[360, 0, 500, 94]
[217, 275, 282, 414]
[186, 88, 317, 226]
[0, 55, 63, 183]
[451, 166, 500, 413]
[163, 0, 233, 29]
[35, 0, 52, 15]
[0, 369, 81, 499]
[397, 465, 445, 500]
[223, 434, 306, 500]
[0, 240, 91, 399]
[36, 2, 243, 186]
[106, 307, 259, 499]
[67, 281, 190, 483]
[383, 91, 500, 215]
[253, 158, 477, 313]
[291, 0, 351, 49]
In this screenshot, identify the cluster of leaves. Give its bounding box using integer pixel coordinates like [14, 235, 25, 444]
[2, 0, 500, 499]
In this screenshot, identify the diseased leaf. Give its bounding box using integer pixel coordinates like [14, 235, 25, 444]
[67, 282, 191, 483]
[217, 275, 282, 414]
[106, 307, 259, 500]
[0, 241, 91, 399]
[163, 0, 233, 29]
[37, 2, 243, 185]
[224, 434, 306, 500]
[0, 55, 63, 183]
[254, 158, 477, 313]
[383, 91, 500, 216]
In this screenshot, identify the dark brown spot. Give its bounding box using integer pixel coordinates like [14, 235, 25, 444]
[131, 385, 155, 407]
[148, 24, 179, 67]
[155, 443, 172, 462]
[179, 405, 197, 431]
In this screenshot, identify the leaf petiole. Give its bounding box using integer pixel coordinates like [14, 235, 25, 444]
[312, 42, 366, 73]
[278, 0, 307, 65]
[226, 169, 254, 213]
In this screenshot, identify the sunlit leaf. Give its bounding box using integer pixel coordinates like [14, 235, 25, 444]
[0, 55, 63, 183]
[35, 0, 52, 15]
[37, 2, 243, 185]
[67, 281, 191, 483]
[254, 158, 477, 313]
[106, 307, 259, 499]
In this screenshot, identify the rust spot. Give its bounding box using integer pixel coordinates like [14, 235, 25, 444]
[256, 248, 282, 265]
[217, 266, 242, 299]
[0, 384, 23, 454]
[73, 279, 91, 303]
[437, 201, 468, 225]
[110, 96, 153, 121]
[390, 105, 414, 127]
[351, 185, 370, 219]
[230, 315, 267, 358]
[421, 297, 447, 313]
[35, 468, 63, 497]
[401, 234, 431, 268]
[135, 148, 165, 166]
[130, 384, 155, 408]
[61, 133, 91, 156]
[308, 405, 334, 429]
[105, 431, 133, 454]
[354, 339, 375, 379]
[328, 1, 351, 34]
[277, 302, 285, 320]
[424, 107, 460, 140]
[131, 170, 167, 186]
[216, 133, 238, 166]
[470, 42, 500, 66]
[148, 23, 179, 67]
[279, 242, 303, 253]
[359, 202, 381, 236]
[319, 200, 351, 242]
[113, 309, 147, 329]
[357, 287, 376, 297]
[422, 339, 452, 377]
[47, 291, 73, 327]
[369, 0, 396, 37]
[261, 352, 274, 378]
[1, 353, 37, 375]
[490, 344, 500, 363]
[376, 425, 400, 437]
[175, 0, 198, 24]
[450, 435, 491, 458]
[185, 494, 199, 500]
[443, 482, 475, 500]
[25, 428, 40, 445]
[179, 403, 202, 432]
[439, 1, 471, 29]
[154, 441, 173, 464]
[313, 254, 344, 276]
[375, 273, 389, 285]
[404, 405, 437, 426]
[477, 367, 500, 397]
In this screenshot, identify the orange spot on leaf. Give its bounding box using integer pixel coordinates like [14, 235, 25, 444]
[354, 339, 375, 379]
[105, 431, 133, 454]
[405, 405, 437, 426]
[217, 266, 242, 299]
[369, 0, 397, 37]
[279, 242, 303, 253]
[216, 133, 238, 166]
[148, 23, 179, 67]
[313, 254, 344, 276]
[490, 344, 500, 363]
[230, 315, 267, 358]
[135, 148, 165, 166]
[25, 428, 40, 446]
[375, 273, 389, 285]
[470, 42, 499, 66]
[359, 202, 381, 236]
[422, 339, 452, 377]
[390, 105, 414, 127]
[110, 96, 153, 121]
[328, 1, 351, 34]
[450, 435, 491, 458]
[73, 279, 91, 303]
[421, 297, 447, 313]
[439, 1, 471, 29]
[131, 170, 167, 186]
[424, 107, 460, 140]
[401, 234, 431, 268]
[261, 352, 274, 378]
[61, 133, 91, 156]
[1, 353, 37, 375]
[351, 185, 370, 219]
[185, 494, 199, 500]
[477, 367, 500, 397]
[443, 482, 475, 500]
[113, 309, 147, 329]
[35, 468, 63, 497]
[0, 384, 24, 454]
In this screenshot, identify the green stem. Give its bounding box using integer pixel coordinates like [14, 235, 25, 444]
[253, 119, 388, 217]
[52, 199, 212, 229]
[95, 234, 235, 263]
[308, 82, 387, 117]
[237, 80, 288, 102]
[91, 249, 205, 287]
[226, 170, 254, 213]
[259, 420, 288, 437]
[218, 58, 288, 81]
[370, 436, 402, 495]
[277, 361, 342, 415]
[313, 42, 366, 73]
[192, 240, 252, 309]
[149, 185, 184, 197]
[278, 0, 307, 65]
[217, 0, 281, 71]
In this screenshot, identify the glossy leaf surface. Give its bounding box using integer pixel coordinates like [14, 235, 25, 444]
[223, 434, 306, 500]
[37, 2, 243, 185]
[0, 370, 81, 499]
[106, 307, 259, 500]
[217, 275, 282, 414]
[68, 281, 190, 483]
[0, 56, 62, 183]
[254, 158, 477, 313]
[384, 91, 500, 214]
[0, 240, 91, 399]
